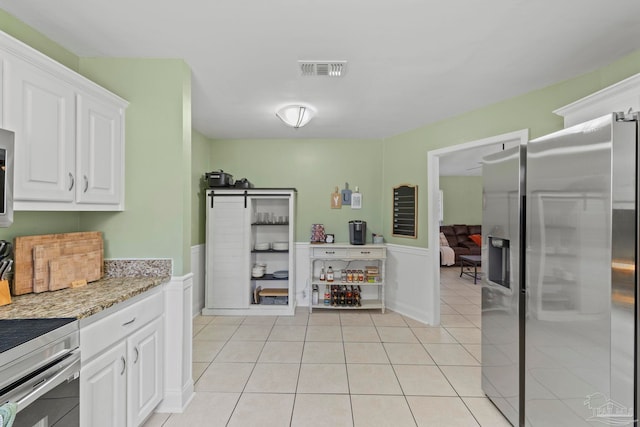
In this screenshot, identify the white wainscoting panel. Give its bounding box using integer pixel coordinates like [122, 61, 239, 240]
[157, 274, 194, 413]
[191, 244, 205, 316]
[294, 243, 310, 307]
[385, 244, 435, 325]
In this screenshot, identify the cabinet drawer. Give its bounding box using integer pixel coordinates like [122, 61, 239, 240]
[81, 290, 163, 361]
[311, 248, 348, 258]
[347, 248, 385, 258]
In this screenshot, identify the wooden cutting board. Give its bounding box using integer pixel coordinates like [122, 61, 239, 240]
[48, 250, 102, 291]
[13, 231, 103, 295]
[33, 239, 103, 292]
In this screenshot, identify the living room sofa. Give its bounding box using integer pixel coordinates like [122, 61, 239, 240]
[440, 224, 481, 264]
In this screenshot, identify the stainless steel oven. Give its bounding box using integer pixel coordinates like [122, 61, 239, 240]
[0, 319, 80, 427]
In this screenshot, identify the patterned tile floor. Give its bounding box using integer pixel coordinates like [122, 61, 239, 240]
[143, 267, 510, 426]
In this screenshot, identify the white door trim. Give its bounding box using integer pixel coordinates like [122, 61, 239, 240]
[426, 129, 529, 325]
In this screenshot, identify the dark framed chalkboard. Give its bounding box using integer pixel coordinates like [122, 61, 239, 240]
[392, 184, 417, 238]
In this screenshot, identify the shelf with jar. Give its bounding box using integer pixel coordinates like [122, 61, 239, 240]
[308, 244, 386, 313]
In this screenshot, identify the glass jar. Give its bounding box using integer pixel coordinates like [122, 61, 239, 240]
[326, 266, 334, 282]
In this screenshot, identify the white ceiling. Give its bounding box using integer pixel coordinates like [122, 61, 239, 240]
[1, 0, 640, 141]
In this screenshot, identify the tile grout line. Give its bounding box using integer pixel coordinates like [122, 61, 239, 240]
[182, 280, 490, 427]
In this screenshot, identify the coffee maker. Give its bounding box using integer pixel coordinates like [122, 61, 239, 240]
[349, 220, 367, 245]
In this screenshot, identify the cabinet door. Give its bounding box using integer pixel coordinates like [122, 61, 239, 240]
[76, 92, 124, 206]
[80, 341, 127, 427]
[4, 54, 75, 202]
[206, 194, 250, 309]
[127, 317, 164, 427]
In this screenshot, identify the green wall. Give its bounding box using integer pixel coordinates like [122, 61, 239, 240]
[202, 49, 640, 248]
[191, 130, 211, 245]
[4, 7, 640, 270]
[206, 139, 384, 243]
[440, 176, 482, 225]
[0, 10, 194, 275]
[381, 48, 640, 247]
[0, 9, 78, 71]
[77, 58, 192, 275]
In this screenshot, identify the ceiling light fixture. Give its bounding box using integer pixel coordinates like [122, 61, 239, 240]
[275, 105, 315, 128]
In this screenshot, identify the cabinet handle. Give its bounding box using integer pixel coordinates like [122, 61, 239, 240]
[361, 251, 370, 254]
[122, 317, 136, 326]
[133, 346, 139, 364]
[83, 175, 89, 193]
[326, 251, 335, 254]
[120, 356, 126, 375]
[68, 173, 74, 191]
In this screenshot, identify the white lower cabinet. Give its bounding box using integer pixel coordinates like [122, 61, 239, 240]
[80, 341, 128, 427]
[80, 290, 164, 427]
[127, 317, 164, 427]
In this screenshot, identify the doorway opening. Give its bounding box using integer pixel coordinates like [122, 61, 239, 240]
[426, 129, 528, 325]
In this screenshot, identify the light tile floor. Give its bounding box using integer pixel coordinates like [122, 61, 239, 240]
[143, 267, 510, 426]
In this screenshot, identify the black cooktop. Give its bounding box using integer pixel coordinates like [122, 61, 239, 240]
[0, 318, 76, 353]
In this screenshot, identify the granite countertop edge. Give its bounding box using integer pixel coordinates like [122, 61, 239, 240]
[0, 276, 171, 320]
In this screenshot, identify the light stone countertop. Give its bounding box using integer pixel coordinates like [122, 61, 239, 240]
[0, 276, 170, 319]
[0, 258, 172, 319]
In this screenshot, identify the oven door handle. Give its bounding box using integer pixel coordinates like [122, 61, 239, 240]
[3, 349, 81, 414]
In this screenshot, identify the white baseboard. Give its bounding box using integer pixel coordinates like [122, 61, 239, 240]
[385, 300, 433, 326]
[157, 380, 195, 414]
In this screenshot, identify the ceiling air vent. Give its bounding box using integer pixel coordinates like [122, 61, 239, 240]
[298, 61, 347, 77]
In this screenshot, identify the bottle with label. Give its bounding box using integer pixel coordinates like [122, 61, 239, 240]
[327, 266, 334, 282]
[319, 267, 326, 281]
[324, 285, 331, 305]
[312, 285, 319, 305]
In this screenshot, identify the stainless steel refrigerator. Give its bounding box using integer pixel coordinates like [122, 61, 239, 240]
[481, 113, 638, 427]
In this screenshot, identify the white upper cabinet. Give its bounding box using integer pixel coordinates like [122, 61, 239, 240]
[4, 55, 76, 203]
[76, 93, 124, 205]
[0, 30, 128, 211]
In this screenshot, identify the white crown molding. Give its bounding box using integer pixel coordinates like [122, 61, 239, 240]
[554, 72, 640, 126]
[0, 29, 128, 107]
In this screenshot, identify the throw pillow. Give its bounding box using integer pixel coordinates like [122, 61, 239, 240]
[469, 234, 481, 246]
